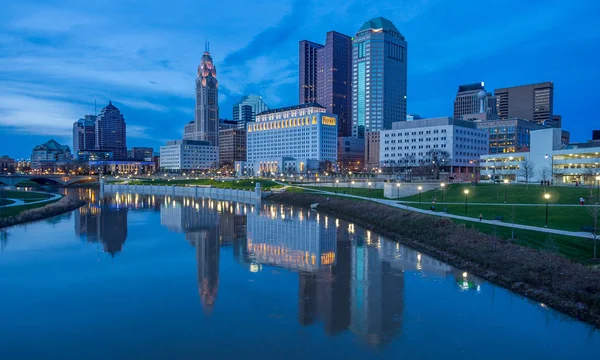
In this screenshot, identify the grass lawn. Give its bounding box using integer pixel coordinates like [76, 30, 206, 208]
[454, 219, 597, 263]
[303, 186, 385, 199]
[402, 183, 597, 205]
[119, 178, 283, 191]
[0, 199, 15, 206]
[0, 198, 62, 218]
[0, 190, 54, 200]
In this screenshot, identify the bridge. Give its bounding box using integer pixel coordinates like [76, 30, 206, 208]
[0, 175, 98, 186]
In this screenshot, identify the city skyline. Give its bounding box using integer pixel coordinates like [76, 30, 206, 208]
[1, 0, 599, 157]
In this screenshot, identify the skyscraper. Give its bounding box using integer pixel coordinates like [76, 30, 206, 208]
[494, 82, 554, 125]
[299, 41, 324, 104]
[352, 17, 407, 138]
[232, 95, 269, 128]
[95, 102, 127, 159]
[73, 115, 96, 153]
[184, 45, 219, 145]
[453, 82, 496, 119]
[317, 31, 353, 137]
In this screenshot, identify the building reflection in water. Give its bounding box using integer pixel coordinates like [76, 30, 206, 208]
[74, 189, 159, 257]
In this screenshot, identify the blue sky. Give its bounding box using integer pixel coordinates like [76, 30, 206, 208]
[1, 0, 599, 158]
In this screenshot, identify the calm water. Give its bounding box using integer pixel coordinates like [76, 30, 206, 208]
[0, 189, 599, 359]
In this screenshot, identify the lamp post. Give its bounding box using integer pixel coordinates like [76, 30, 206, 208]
[464, 189, 470, 215]
[335, 179, 339, 193]
[317, 177, 320, 190]
[368, 182, 372, 198]
[596, 176, 600, 204]
[503, 178, 509, 203]
[396, 183, 401, 199]
[544, 193, 550, 227]
[440, 182, 445, 202]
[418, 186, 423, 207]
[351, 180, 355, 195]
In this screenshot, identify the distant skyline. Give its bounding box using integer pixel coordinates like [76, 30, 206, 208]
[1, 0, 599, 157]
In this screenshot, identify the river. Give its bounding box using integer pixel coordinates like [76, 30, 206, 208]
[0, 188, 598, 359]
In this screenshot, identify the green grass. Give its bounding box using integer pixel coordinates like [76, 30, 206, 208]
[0, 199, 15, 206]
[0, 198, 61, 218]
[117, 178, 283, 191]
[303, 186, 385, 199]
[402, 183, 597, 205]
[453, 219, 597, 263]
[0, 190, 53, 200]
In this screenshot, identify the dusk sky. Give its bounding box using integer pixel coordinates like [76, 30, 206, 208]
[1, 0, 599, 158]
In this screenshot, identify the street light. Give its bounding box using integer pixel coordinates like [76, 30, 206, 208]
[351, 180, 355, 195]
[368, 182, 373, 198]
[596, 176, 600, 204]
[335, 179, 339, 193]
[418, 186, 423, 207]
[503, 178, 509, 203]
[544, 193, 551, 227]
[464, 189, 470, 215]
[440, 182, 445, 202]
[396, 183, 401, 199]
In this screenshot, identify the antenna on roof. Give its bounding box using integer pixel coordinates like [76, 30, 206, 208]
[205, 40, 209, 53]
[109, 90, 112, 104]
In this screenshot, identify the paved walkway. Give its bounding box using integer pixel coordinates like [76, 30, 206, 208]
[288, 185, 597, 240]
[398, 201, 592, 207]
[0, 193, 62, 208]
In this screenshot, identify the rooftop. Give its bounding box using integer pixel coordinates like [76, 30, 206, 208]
[458, 83, 485, 92]
[357, 17, 403, 37]
[257, 103, 325, 115]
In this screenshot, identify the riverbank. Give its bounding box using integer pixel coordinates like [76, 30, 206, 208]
[0, 196, 86, 228]
[268, 192, 600, 329]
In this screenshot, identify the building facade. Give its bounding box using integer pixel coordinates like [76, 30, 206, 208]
[338, 137, 365, 172]
[453, 82, 496, 119]
[218, 128, 246, 166]
[185, 47, 219, 145]
[379, 117, 489, 178]
[317, 31, 353, 137]
[73, 115, 97, 154]
[365, 132, 380, 171]
[494, 82, 554, 125]
[31, 139, 73, 169]
[0, 155, 15, 174]
[243, 103, 337, 175]
[232, 95, 269, 128]
[95, 102, 127, 160]
[299, 41, 324, 104]
[160, 140, 218, 171]
[352, 17, 407, 138]
[474, 118, 545, 154]
[129, 147, 153, 161]
[90, 160, 155, 175]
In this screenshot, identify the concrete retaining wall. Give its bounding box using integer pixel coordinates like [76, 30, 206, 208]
[383, 183, 439, 199]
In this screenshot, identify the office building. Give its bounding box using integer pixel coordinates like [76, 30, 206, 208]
[232, 95, 269, 128]
[352, 17, 407, 138]
[494, 82, 554, 125]
[90, 160, 156, 175]
[159, 139, 218, 171]
[31, 139, 72, 169]
[129, 147, 153, 161]
[406, 114, 422, 121]
[453, 82, 496, 119]
[299, 41, 324, 104]
[593, 130, 600, 141]
[73, 115, 96, 154]
[365, 132, 380, 171]
[95, 102, 127, 160]
[184, 45, 219, 145]
[241, 103, 337, 175]
[0, 155, 15, 173]
[317, 31, 353, 137]
[379, 117, 489, 179]
[76, 150, 113, 161]
[474, 118, 545, 154]
[479, 127, 596, 184]
[218, 118, 237, 131]
[338, 137, 364, 171]
[218, 128, 246, 166]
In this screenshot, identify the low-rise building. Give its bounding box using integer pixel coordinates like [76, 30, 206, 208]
[474, 118, 546, 154]
[242, 103, 337, 175]
[159, 140, 218, 172]
[76, 150, 113, 161]
[218, 128, 246, 166]
[89, 160, 156, 175]
[31, 139, 72, 170]
[379, 117, 489, 180]
[365, 132, 380, 171]
[338, 137, 364, 172]
[0, 155, 15, 174]
[129, 147, 153, 161]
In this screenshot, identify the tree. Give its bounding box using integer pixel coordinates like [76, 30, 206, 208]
[318, 160, 334, 174]
[538, 166, 551, 182]
[517, 158, 536, 184]
[425, 149, 451, 180]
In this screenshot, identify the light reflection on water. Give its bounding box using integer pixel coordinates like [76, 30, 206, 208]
[0, 189, 598, 359]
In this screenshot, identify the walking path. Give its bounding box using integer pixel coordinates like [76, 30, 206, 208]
[0, 193, 62, 208]
[288, 185, 596, 240]
[398, 201, 591, 207]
